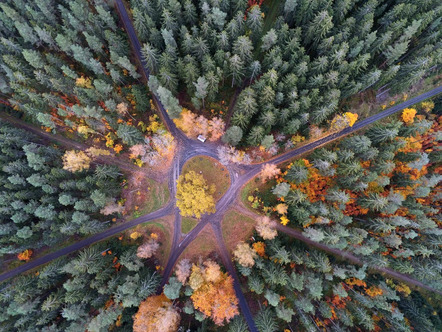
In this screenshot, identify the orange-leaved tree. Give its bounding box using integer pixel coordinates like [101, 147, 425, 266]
[188, 260, 239, 325]
[174, 108, 225, 141]
[17, 249, 33, 261]
[133, 294, 180, 332]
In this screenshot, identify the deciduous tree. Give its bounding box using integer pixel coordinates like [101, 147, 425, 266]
[260, 163, 281, 183]
[62, 150, 92, 172]
[191, 273, 239, 326]
[256, 216, 277, 240]
[133, 294, 180, 332]
[176, 171, 216, 218]
[233, 242, 257, 268]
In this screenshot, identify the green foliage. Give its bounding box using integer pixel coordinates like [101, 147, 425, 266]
[0, 239, 160, 331]
[222, 126, 243, 146]
[0, 124, 122, 256]
[0, 0, 146, 146]
[164, 277, 182, 300]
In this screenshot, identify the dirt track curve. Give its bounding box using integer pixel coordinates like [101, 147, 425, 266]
[0, 2, 441, 330]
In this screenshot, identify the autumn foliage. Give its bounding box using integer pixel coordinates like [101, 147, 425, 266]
[330, 112, 358, 131]
[255, 216, 278, 240]
[62, 150, 92, 172]
[17, 249, 33, 261]
[133, 294, 180, 332]
[136, 238, 160, 259]
[260, 163, 281, 183]
[62, 147, 110, 172]
[401, 108, 417, 124]
[188, 260, 239, 325]
[284, 159, 332, 203]
[176, 171, 216, 218]
[233, 242, 257, 267]
[174, 108, 225, 141]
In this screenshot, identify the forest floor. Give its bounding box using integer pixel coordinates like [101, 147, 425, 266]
[181, 155, 231, 201]
[221, 210, 257, 253]
[341, 73, 442, 120]
[124, 214, 174, 267]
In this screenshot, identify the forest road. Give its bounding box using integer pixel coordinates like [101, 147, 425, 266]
[0, 201, 174, 283]
[212, 222, 259, 332]
[1, 83, 441, 329]
[0, 112, 161, 180]
[2, 1, 442, 329]
[114, 0, 184, 141]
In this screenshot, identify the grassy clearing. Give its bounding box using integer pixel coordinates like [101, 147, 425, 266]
[182, 156, 230, 201]
[181, 217, 198, 234]
[128, 178, 169, 220]
[241, 176, 277, 210]
[179, 225, 218, 261]
[222, 210, 257, 253]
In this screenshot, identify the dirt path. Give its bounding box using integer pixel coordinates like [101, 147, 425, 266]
[2, 4, 442, 330]
[235, 202, 442, 296]
[0, 112, 162, 180]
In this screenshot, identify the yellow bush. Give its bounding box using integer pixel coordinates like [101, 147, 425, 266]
[343, 112, 358, 127]
[401, 108, 417, 124]
[75, 76, 92, 88]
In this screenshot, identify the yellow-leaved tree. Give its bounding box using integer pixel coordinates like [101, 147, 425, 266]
[62, 150, 91, 172]
[343, 112, 358, 127]
[401, 108, 417, 124]
[330, 112, 358, 131]
[176, 171, 216, 218]
[62, 147, 110, 172]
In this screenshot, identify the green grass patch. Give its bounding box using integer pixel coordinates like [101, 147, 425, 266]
[241, 176, 276, 211]
[129, 179, 169, 220]
[181, 217, 198, 234]
[241, 182, 254, 207]
[222, 210, 257, 253]
[181, 156, 230, 201]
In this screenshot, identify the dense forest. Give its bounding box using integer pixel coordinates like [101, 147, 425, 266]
[0, 237, 161, 331]
[0, 0, 441, 331]
[0, 124, 123, 260]
[233, 233, 442, 331]
[0, 0, 153, 149]
[131, 0, 441, 145]
[250, 104, 442, 292]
